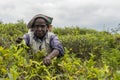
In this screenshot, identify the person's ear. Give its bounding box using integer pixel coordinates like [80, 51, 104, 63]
[28, 28, 34, 32]
[48, 24, 52, 32]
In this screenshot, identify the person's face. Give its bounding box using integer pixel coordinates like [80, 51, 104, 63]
[33, 18, 48, 38]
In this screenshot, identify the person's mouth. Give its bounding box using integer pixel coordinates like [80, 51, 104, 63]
[37, 31, 42, 34]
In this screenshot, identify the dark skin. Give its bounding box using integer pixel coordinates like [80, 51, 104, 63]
[43, 49, 59, 66]
[33, 18, 59, 66]
[16, 18, 59, 66]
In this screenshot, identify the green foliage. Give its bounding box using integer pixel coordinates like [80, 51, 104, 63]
[53, 27, 98, 35]
[0, 45, 117, 80]
[0, 22, 27, 48]
[0, 22, 120, 79]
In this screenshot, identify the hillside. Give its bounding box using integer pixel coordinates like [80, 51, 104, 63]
[0, 22, 120, 80]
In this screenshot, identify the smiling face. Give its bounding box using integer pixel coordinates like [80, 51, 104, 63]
[33, 18, 48, 38]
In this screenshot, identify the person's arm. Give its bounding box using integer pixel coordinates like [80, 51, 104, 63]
[16, 33, 29, 45]
[23, 33, 30, 46]
[43, 49, 59, 66]
[43, 34, 64, 66]
[16, 37, 23, 44]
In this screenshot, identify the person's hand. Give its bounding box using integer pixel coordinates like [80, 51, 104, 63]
[16, 37, 23, 43]
[43, 56, 51, 66]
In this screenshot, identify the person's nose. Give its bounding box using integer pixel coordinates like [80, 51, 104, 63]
[37, 27, 42, 31]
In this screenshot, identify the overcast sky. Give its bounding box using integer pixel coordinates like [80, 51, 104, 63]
[0, 0, 120, 31]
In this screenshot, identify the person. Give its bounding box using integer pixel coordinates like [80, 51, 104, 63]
[17, 14, 64, 66]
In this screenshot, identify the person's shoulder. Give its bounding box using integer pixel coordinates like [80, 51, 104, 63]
[23, 31, 33, 39]
[48, 32, 55, 36]
[23, 33, 29, 38]
[48, 32, 56, 38]
[47, 32, 57, 41]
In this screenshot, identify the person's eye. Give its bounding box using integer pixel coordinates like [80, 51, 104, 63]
[41, 25, 46, 28]
[34, 25, 39, 28]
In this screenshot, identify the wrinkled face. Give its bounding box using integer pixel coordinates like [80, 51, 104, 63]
[33, 18, 48, 38]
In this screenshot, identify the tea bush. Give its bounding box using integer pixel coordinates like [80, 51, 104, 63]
[0, 22, 120, 80]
